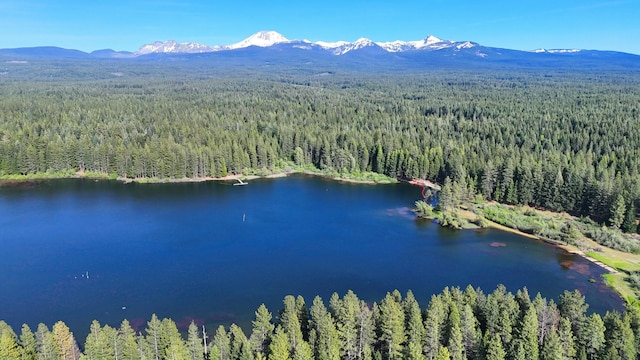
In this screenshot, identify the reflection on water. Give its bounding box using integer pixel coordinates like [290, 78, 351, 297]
[0, 175, 624, 338]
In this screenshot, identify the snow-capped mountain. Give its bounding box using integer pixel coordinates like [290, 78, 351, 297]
[135, 40, 217, 55]
[329, 38, 378, 55]
[134, 31, 479, 56]
[530, 48, 582, 54]
[227, 30, 290, 49]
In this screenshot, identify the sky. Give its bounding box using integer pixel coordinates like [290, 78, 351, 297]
[1, 0, 639, 54]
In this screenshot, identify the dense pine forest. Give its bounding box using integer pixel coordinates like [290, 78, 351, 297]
[1, 66, 640, 232]
[1, 286, 639, 360]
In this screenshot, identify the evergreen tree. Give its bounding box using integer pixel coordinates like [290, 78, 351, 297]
[582, 314, 605, 360]
[424, 295, 445, 360]
[559, 290, 588, 341]
[51, 321, 80, 360]
[403, 290, 426, 359]
[308, 296, 340, 360]
[84, 320, 113, 360]
[250, 304, 275, 358]
[603, 311, 636, 360]
[229, 324, 250, 360]
[268, 327, 291, 360]
[434, 347, 450, 360]
[516, 306, 539, 360]
[621, 202, 637, 233]
[35, 323, 57, 360]
[377, 292, 406, 360]
[20, 324, 37, 360]
[558, 318, 577, 360]
[280, 295, 304, 354]
[446, 303, 464, 360]
[186, 322, 204, 360]
[117, 320, 139, 360]
[146, 314, 163, 360]
[483, 333, 506, 360]
[609, 194, 626, 228]
[460, 304, 480, 359]
[540, 329, 562, 360]
[357, 300, 376, 360]
[0, 329, 20, 360]
[213, 326, 231, 360]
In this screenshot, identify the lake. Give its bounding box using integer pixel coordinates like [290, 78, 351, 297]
[0, 174, 623, 338]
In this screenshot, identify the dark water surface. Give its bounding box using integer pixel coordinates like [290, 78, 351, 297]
[0, 175, 623, 337]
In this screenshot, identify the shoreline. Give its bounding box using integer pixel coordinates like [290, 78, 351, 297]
[456, 209, 622, 275]
[0, 169, 397, 186]
[3, 171, 632, 304]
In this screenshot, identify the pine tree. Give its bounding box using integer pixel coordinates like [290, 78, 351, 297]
[84, 320, 113, 360]
[146, 314, 163, 360]
[357, 300, 375, 360]
[460, 304, 480, 359]
[20, 324, 37, 360]
[621, 202, 637, 233]
[404, 290, 426, 359]
[582, 313, 605, 360]
[229, 324, 250, 360]
[424, 295, 445, 360]
[484, 333, 506, 360]
[609, 194, 626, 228]
[308, 296, 340, 360]
[250, 304, 275, 358]
[377, 292, 406, 360]
[558, 318, 577, 360]
[446, 303, 464, 360]
[35, 323, 57, 360]
[540, 329, 562, 360]
[213, 326, 231, 360]
[434, 346, 450, 360]
[330, 291, 359, 360]
[117, 319, 139, 360]
[269, 327, 291, 360]
[0, 329, 20, 360]
[51, 321, 80, 360]
[280, 295, 304, 354]
[516, 306, 539, 360]
[559, 290, 588, 341]
[160, 318, 189, 360]
[187, 322, 204, 360]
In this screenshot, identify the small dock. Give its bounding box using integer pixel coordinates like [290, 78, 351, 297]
[233, 178, 247, 186]
[408, 179, 441, 191]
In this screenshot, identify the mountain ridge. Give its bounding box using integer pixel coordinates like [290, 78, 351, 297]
[1, 30, 638, 71]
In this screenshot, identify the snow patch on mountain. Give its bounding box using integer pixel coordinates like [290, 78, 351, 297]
[227, 31, 290, 49]
[135, 31, 480, 56]
[377, 35, 472, 52]
[135, 40, 216, 55]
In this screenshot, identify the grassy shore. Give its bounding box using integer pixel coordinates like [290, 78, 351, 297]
[0, 166, 397, 186]
[468, 203, 640, 307]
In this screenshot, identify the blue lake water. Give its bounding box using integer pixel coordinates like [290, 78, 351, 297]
[0, 175, 623, 338]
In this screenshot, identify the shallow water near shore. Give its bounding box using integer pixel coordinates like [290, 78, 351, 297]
[0, 174, 623, 337]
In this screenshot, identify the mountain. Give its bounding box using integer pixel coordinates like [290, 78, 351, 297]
[135, 40, 218, 55]
[227, 30, 290, 49]
[0, 31, 638, 71]
[132, 32, 478, 56]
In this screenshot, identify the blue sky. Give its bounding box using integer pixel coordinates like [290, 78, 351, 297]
[1, 0, 639, 54]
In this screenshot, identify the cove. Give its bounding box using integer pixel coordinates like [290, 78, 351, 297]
[0, 174, 623, 337]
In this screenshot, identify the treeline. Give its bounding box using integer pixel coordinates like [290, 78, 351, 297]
[1, 285, 639, 359]
[1, 69, 639, 231]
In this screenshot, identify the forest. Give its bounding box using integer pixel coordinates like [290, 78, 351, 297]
[1, 66, 639, 234]
[0, 285, 638, 360]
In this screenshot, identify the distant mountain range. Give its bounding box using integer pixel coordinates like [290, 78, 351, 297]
[1, 30, 639, 70]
